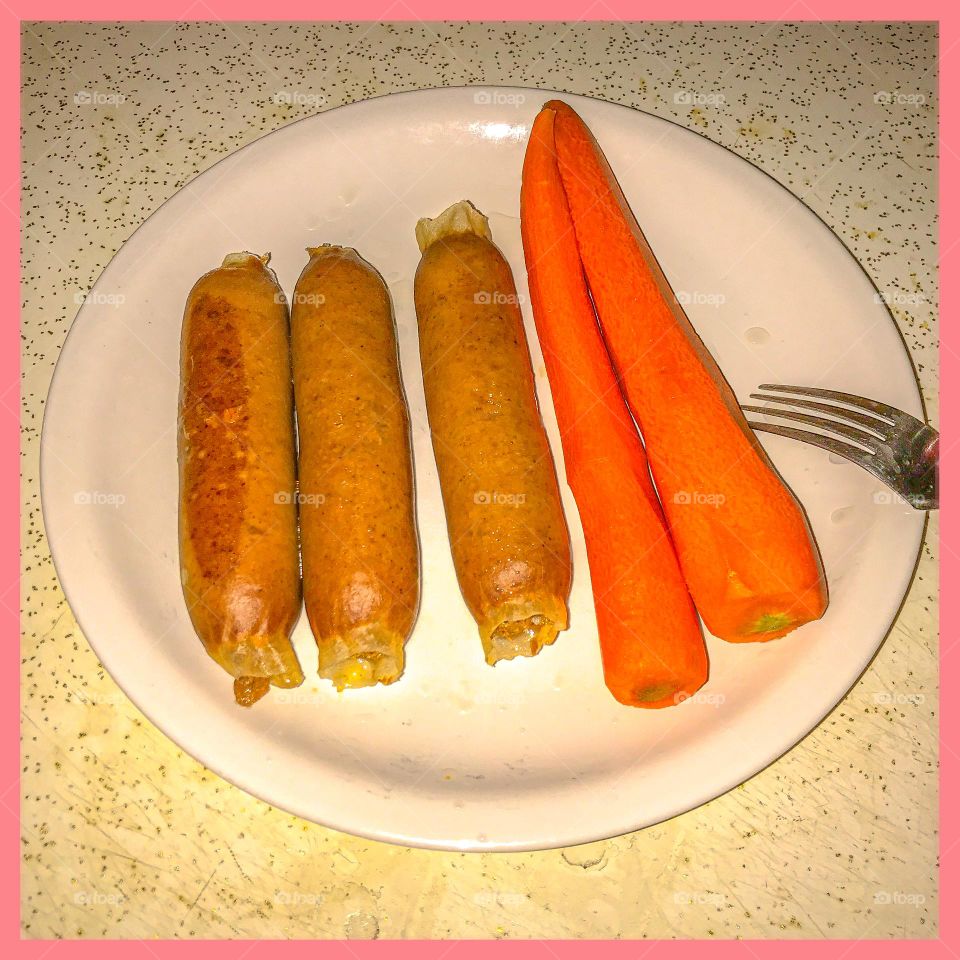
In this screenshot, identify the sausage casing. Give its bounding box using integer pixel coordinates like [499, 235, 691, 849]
[413, 201, 572, 664]
[291, 246, 420, 690]
[178, 252, 303, 706]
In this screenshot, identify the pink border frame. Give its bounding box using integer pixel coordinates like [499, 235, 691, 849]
[11, 3, 952, 953]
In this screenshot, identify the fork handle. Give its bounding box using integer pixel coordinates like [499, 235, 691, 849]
[906, 429, 938, 510]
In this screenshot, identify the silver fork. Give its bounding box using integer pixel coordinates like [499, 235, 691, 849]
[742, 384, 938, 510]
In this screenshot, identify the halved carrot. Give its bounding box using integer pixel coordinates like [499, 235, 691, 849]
[521, 106, 708, 707]
[547, 99, 828, 643]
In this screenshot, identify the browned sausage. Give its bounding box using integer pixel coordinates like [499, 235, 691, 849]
[291, 245, 420, 690]
[414, 201, 572, 664]
[178, 252, 303, 706]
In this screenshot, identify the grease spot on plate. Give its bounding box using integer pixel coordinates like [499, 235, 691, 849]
[831, 506, 854, 524]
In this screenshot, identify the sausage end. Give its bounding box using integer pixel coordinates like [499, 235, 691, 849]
[480, 595, 569, 666]
[415, 199, 492, 253]
[317, 625, 407, 691]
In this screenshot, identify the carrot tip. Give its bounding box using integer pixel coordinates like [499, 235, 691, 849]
[745, 612, 795, 635]
[633, 682, 680, 705]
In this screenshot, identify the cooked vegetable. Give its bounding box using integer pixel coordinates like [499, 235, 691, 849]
[414, 200, 572, 665]
[521, 107, 707, 706]
[548, 99, 828, 642]
[291, 245, 420, 690]
[178, 252, 303, 706]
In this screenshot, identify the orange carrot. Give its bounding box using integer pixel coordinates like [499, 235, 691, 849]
[521, 106, 708, 707]
[547, 99, 828, 643]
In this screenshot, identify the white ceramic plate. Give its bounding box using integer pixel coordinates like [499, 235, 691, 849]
[41, 87, 926, 851]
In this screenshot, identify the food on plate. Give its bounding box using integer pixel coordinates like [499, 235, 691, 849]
[178, 251, 303, 706]
[413, 200, 572, 665]
[547, 99, 828, 642]
[291, 245, 420, 690]
[521, 107, 708, 707]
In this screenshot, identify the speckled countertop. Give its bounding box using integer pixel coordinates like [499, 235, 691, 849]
[21, 22, 938, 939]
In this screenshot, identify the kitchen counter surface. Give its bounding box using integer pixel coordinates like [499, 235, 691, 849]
[20, 20, 937, 939]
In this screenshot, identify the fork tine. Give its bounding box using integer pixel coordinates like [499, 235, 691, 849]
[746, 421, 875, 467]
[750, 393, 889, 435]
[757, 384, 900, 423]
[741, 405, 880, 451]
